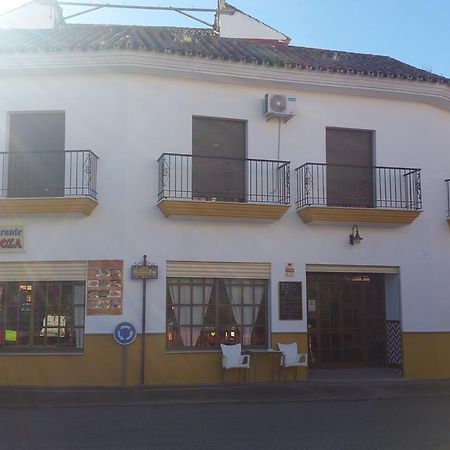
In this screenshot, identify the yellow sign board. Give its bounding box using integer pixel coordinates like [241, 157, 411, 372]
[131, 265, 158, 279]
[5, 330, 17, 342]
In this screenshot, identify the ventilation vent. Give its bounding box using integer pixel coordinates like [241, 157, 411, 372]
[270, 94, 287, 112]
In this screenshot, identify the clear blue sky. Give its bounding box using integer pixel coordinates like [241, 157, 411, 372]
[4, 0, 450, 77]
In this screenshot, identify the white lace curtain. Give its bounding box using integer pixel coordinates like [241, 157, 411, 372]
[224, 280, 265, 346]
[169, 282, 213, 347]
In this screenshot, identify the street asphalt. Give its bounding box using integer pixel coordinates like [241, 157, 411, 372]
[1, 390, 450, 450]
[0, 378, 450, 408]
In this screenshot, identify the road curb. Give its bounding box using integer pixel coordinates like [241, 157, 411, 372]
[1, 379, 450, 408]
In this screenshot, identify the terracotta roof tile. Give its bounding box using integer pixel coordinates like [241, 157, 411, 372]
[0, 23, 447, 85]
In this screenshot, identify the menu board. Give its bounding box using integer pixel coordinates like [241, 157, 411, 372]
[86, 260, 123, 315]
[279, 282, 302, 320]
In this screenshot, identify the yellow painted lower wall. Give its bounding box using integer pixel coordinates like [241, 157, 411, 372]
[0, 332, 307, 387]
[8, 332, 450, 385]
[0, 335, 139, 387]
[403, 332, 450, 379]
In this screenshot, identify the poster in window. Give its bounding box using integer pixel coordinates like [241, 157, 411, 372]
[87, 260, 123, 315]
[279, 281, 302, 320]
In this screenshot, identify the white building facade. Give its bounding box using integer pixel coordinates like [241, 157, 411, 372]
[0, 15, 449, 386]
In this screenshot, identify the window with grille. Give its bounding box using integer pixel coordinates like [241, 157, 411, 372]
[166, 277, 268, 350]
[0, 281, 85, 352]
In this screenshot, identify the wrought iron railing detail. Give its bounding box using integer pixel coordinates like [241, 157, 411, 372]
[0, 150, 99, 200]
[158, 153, 290, 205]
[296, 163, 422, 210]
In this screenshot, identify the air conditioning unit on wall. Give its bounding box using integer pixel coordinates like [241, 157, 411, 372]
[264, 93, 297, 122]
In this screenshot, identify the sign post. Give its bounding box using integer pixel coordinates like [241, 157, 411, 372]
[113, 322, 137, 387]
[131, 255, 158, 385]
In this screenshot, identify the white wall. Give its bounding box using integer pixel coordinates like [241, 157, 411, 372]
[385, 274, 401, 322]
[0, 69, 449, 337]
[0, 3, 57, 29]
[218, 8, 288, 42]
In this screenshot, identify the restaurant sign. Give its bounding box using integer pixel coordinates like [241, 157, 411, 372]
[131, 264, 158, 280]
[0, 225, 25, 252]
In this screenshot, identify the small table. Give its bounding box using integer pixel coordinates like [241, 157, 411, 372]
[246, 349, 281, 383]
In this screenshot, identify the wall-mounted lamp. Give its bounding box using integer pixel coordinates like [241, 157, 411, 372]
[349, 224, 363, 245]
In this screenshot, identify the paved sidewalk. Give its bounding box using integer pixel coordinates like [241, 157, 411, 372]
[1, 378, 450, 408]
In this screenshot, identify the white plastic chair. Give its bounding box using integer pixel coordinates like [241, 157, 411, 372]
[277, 342, 308, 382]
[220, 343, 250, 383]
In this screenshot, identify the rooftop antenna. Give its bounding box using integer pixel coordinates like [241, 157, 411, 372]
[56, 1, 234, 30]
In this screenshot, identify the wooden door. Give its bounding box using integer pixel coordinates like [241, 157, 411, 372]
[307, 273, 386, 368]
[8, 112, 65, 198]
[326, 128, 374, 207]
[192, 117, 246, 202]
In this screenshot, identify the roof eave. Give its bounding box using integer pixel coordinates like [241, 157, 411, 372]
[0, 50, 448, 111]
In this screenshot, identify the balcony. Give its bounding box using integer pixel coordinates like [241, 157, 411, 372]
[157, 153, 290, 220]
[0, 150, 98, 215]
[296, 163, 422, 224]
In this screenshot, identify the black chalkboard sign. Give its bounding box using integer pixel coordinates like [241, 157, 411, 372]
[279, 282, 302, 320]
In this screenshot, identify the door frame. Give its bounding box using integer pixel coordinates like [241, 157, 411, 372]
[306, 271, 388, 369]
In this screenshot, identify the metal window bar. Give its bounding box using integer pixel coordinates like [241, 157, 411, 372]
[295, 163, 422, 210]
[157, 153, 290, 205]
[0, 150, 99, 200]
[446, 179, 450, 218]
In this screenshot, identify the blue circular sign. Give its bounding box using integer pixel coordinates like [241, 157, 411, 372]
[113, 322, 137, 346]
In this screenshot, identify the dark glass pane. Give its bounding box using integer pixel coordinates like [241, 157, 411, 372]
[330, 334, 340, 348]
[252, 326, 266, 346]
[0, 281, 84, 352]
[218, 305, 235, 325]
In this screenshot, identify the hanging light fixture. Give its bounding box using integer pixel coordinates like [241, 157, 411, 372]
[349, 224, 363, 245]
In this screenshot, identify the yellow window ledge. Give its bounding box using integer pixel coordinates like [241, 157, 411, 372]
[0, 197, 98, 216]
[297, 206, 421, 225]
[158, 199, 289, 220]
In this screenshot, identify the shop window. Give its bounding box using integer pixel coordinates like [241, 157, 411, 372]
[166, 277, 267, 349]
[0, 281, 85, 352]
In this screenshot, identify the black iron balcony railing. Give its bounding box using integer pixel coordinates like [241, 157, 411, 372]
[446, 179, 450, 217]
[158, 153, 290, 205]
[296, 163, 422, 210]
[0, 150, 98, 200]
